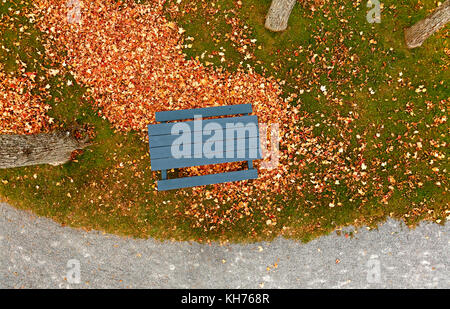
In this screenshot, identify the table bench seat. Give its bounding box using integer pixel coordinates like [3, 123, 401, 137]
[158, 169, 258, 191]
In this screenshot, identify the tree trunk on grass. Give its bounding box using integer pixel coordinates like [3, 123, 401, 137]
[405, 0, 450, 48]
[265, 0, 297, 32]
[0, 130, 88, 169]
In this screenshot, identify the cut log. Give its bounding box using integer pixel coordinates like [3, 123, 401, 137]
[405, 0, 450, 49]
[265, 0, 297, 32]
[0, 130, 88, 169]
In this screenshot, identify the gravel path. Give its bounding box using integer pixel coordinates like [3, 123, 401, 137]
[1, 202, 448, 289]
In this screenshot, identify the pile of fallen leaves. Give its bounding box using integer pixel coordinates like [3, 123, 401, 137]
[0, 64, 51, 135]
[34, 0, 288, 131]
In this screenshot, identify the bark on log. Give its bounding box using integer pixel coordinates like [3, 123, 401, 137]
[0, 130, 88, 169]
[265, 0, 297, 32]
[405, 0, 450, 49]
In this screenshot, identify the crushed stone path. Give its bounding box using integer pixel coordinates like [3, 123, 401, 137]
[1, 202, 448, 288]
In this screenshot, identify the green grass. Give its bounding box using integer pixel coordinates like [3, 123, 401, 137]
[0, 0, 448, 242]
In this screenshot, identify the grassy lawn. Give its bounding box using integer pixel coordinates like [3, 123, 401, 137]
[0, 0, 448, 242]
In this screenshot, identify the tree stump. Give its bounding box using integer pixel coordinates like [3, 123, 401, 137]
[265, 0, 297, 32]
[0, 130, 89, 169]
[405, 0, 450, 49]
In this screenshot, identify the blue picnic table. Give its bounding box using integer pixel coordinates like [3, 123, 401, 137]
[148, 104, 261, 191]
